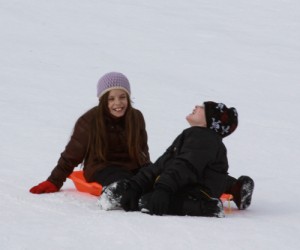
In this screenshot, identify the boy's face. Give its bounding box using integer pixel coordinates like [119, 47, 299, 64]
[107, 89, 128, 118]
[186, 105, 207, 127]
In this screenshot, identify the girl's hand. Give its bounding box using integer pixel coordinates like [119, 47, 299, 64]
[30, 180, 59, 194]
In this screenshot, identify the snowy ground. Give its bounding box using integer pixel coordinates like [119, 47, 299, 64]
[1, 0, 300, 249]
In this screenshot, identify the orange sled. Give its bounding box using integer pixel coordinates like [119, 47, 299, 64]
[68, 171, 102, 196]
[220, 193, 233, 202]
[69, 171, 233, 203]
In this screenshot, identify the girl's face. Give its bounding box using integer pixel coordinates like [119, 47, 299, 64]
[107, 89, 128, 118]
[186, 105, 207, 127]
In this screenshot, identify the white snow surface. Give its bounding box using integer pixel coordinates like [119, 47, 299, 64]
[1, 0, 300, 249]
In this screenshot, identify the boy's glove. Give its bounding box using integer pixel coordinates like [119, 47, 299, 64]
[30, 180, 59, 194]
[148, 188, 171, 216]
[120, 182, 142, 211]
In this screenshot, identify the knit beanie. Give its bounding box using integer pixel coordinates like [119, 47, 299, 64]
[204, 101, 238, 138]
[97, 72, 131, 99]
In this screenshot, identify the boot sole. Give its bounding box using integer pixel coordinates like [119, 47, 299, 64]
[239, 177, 254, 210]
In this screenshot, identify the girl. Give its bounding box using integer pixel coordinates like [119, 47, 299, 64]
[30, 72, 151, 194]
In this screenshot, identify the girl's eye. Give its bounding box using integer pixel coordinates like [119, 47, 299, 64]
[108, 95, 126, 101]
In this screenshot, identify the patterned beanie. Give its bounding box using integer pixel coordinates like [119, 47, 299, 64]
[97, 72, 131, 99]
[204, 101, 238, 138]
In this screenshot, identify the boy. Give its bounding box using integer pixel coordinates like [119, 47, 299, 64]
[98, 101, 254, 217]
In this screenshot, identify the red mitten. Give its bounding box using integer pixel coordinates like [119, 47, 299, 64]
[30, 180, 59, 194]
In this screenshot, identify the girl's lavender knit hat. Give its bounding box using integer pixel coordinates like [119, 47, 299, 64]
[97, 72, 131, 99]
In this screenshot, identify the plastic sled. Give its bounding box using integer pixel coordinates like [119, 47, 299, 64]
[220, 193, 233, 202]
[68, 170, 102, 196]
[68, 170, 233, 202]
[220, 193, 234, 213]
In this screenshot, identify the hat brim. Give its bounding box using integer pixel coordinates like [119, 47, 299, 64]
[97, 87, 131, 99]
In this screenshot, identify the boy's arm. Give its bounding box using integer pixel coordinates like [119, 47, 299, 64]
[155, 129, 219, 193]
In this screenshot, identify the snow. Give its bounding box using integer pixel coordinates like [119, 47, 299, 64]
[1, 0, 300, 249]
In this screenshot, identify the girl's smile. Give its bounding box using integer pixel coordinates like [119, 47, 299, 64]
[108, 89, 128, 118]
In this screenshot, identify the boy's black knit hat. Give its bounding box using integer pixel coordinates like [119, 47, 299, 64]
[204, 101, 238, 138]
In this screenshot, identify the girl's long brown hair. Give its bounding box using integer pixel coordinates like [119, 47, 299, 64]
[87, 92, 145, 165]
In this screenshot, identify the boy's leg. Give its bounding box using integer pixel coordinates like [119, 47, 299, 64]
[180, 196, 224, 218]
[230, 176, 255, 210]
[139, 190, 224, 218]
[224, 175, 255, 210]
[224, 175, 238, 193]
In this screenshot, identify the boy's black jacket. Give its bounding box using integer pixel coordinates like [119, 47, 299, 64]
[130, 126, 229, 198]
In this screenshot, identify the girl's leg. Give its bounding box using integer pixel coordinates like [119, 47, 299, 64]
[93, 166, 133, 186]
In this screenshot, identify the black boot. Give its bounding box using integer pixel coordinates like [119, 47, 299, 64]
[231, 176, 255, 210]
[98, 180, 128, 210]
[181, 196, 224, 218]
